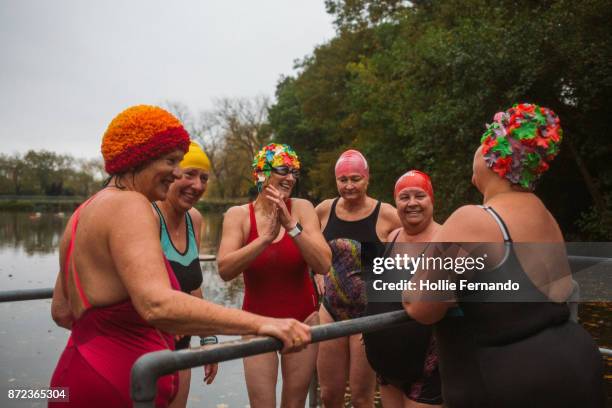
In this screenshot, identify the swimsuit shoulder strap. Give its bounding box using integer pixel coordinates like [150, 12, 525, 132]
[185, 210, 199, 256]
[329, 197, 340, 221]
[369, 200, 382, 222]
[381, 229, 402, 258]
[152, 202, 167, 238]
[64, 194, 102, 310]
[248, 202, 258, 239]
[478, 205, 512, 242]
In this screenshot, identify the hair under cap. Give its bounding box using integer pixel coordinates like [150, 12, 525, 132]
[101, 105, 190, 174]
[480, 103, 562, 190]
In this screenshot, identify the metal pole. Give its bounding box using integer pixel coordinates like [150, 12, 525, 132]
[0, 256, 216, 303]
[0, 288, 53, 302]
[131, 310, 411, 407]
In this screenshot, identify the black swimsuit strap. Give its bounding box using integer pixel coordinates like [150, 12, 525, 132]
[478, 205, 512, 242]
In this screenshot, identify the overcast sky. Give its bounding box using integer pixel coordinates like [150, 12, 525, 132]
[0, 0, 335, 159]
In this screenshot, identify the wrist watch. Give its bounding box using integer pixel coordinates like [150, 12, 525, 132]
[200, 335, 218, 346]
[287, 222, 303, 238]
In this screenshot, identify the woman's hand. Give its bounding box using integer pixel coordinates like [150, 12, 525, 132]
[203, 363, 218, 385]
[259, 203, 281, 244]
[264, 185, 297, 230]
[257, 317, 312, 354]
[314, 274, 325, 296]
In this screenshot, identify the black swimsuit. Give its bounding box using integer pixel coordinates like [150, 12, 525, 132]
[363, 231, 442, 405]
[321, 198, 383, 321]
[436, 206, 605, 407]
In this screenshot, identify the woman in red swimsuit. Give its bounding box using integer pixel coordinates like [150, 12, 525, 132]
[49, 107, 312, 408]
[217, 143, 331, 408]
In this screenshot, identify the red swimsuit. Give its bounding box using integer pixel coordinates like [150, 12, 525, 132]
[242, 200, 317, 321]
[49, 196, 179, 408]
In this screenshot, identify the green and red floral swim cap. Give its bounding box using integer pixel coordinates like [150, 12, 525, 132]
[480, 103, 562, 190]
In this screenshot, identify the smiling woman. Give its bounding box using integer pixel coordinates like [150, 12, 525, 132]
[217, 142, 331, 408]
[153, 141, 218, 408]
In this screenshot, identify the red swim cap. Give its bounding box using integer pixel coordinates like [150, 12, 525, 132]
[394, 170, 434, 203]
[335, 149, 369, 178]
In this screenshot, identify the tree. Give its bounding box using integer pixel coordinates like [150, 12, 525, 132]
[269, 0, 612, 239]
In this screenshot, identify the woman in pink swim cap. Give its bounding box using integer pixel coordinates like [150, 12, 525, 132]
[315, 149, 401, 408]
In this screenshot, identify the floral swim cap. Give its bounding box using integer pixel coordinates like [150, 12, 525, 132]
[480, 103, 562, 190]
[252, 143, 300, 190]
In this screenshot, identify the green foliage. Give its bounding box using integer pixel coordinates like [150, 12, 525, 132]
[0, 151, 103, 197]
[269, 0, 612, 238]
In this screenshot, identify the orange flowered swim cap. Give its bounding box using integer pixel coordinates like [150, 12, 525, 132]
[101, 105, 190, 174]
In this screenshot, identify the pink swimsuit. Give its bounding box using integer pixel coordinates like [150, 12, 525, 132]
[49, 196, 180, 408]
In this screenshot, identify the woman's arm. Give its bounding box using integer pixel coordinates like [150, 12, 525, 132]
[290, 199, 332, 274]
[402, 206, 484, 324]
[109, 197, 310, 351]
[51, 219, 74, 330]
[216, 206, 276, 282]
[378, 203, 402, 240]
[51, 271, 73, 330]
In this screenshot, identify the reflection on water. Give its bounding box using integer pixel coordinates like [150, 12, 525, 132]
[0, 212, 68, 255]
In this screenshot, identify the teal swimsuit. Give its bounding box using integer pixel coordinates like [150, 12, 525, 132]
[153, 203, 203, 349]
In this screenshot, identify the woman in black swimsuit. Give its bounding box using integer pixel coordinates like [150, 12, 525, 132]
[315, 149, 400, 407]
[403, 104, 604, 407]
[363, 170, 442, 408]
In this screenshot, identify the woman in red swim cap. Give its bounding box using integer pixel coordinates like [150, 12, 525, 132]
[364, 169, 442, 408]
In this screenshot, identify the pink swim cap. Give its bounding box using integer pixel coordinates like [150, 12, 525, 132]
[394, 170, 434, 203]
[335, 149, 369, 178]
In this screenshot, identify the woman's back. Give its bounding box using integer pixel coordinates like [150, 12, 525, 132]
[435, 195, 604, 407]
[51, 190, 181, 407]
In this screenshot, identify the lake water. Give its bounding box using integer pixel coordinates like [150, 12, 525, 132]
[0, 210, 609, 407]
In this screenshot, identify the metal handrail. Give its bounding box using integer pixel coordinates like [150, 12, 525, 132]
[129, 309, 612, 408]
[0, 255, 216, 303]
[131, 310, 412, 408]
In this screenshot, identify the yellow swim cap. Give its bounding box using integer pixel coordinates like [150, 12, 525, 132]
[180, 141, 211, 172]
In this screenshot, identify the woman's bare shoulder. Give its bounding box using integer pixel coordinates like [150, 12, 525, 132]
[291, 197, 316, 211]
[437, 205, 498, 242]
[315, 198, 334, 217]
[223, 204, 250, 221]
[188, 206, 203, 224]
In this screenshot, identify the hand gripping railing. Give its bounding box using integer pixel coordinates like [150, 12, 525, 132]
[130, 310, 411, 408]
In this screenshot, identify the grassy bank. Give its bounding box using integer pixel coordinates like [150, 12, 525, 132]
[0, 196, 84, 212]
